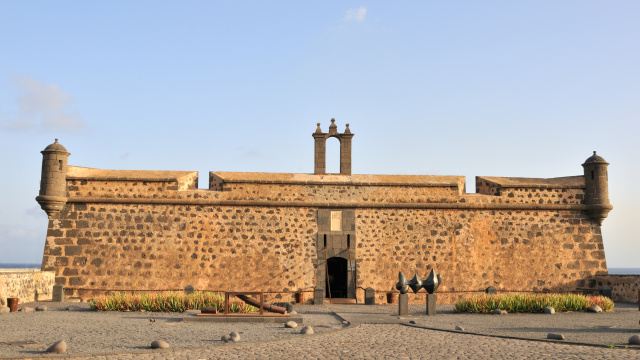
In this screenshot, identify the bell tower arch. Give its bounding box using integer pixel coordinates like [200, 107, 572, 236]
[313, 119, 354, 175]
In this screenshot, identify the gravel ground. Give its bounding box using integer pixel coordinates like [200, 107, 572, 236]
[371, 302, 640, 347]
[0, 302, 344, 359]
[1, 301, 638, 359]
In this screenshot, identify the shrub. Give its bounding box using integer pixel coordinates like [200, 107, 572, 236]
[454, 293, 614, 313]
[89, 292, 258, 313]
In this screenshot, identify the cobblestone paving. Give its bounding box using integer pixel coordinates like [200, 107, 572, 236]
[65, 324, 638, 360]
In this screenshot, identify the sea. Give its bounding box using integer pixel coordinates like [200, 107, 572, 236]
[0, 263, 41, 269]
[607, 268, 640, 275]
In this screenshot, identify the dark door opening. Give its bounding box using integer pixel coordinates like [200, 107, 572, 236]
[326, 257, 348, 298]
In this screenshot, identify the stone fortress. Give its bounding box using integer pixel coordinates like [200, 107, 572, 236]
[35, 119, 621, 304]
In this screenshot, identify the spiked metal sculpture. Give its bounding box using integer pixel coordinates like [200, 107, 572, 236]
[396, 269, 441, 294]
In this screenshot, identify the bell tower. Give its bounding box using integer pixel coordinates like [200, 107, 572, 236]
[36, 139, 70, 218]
[313, 119, 354, 175]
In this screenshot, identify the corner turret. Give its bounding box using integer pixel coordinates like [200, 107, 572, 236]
[581, 151, 612, 224]
[36, 139, 70, 218]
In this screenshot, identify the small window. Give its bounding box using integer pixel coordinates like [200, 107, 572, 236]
[347, 234, 351, 248]
[591, 171, 594, 180]
[59, 160, 63, 171]
[323, 234, 327, 248]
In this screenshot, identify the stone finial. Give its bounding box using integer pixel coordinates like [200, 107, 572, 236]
[344, 123, 351, 134]
[328, 118, 337, 134]
[315, 123, 322, 134]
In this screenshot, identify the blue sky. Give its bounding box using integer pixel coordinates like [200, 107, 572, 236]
[0, 1, 638, 268]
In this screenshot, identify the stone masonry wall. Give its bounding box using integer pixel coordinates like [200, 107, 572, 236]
[42, 203, 319, 302]
[594, 274, 640, 304]
[355, 208, 606, 304]
[42, 199, 606, 303]
[39, 168, 608, 304]
[0, 269, 55, 305]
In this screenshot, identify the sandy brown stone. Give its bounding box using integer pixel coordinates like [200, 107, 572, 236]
[46, 340, 67, 353]
[150, 340, 169, 349]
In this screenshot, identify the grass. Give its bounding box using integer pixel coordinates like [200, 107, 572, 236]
[89, 291, 258, 313]
[454, 293, 614, 313]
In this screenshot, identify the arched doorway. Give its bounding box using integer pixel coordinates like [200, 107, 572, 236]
[326, 257, 348, 298]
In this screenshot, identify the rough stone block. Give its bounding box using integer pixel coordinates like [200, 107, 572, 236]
[398, 293, 409, 316]
[426, 293, 437, 316]
[313, 287, 324, 305]
[364, 287, 375, 305]
[64, 246, 82, 256]
[52, 284, 65, 302]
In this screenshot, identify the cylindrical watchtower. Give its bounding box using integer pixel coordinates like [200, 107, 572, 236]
[581, 151, 612, 224]
[36, 139, 70, 218]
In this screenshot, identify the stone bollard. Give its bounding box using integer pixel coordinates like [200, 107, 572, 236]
[426, 293, 437, 316]
[398, 293, 409, 316]
[364, 287, 375, 305]
[485, 286, 497, 295]
[313, 287, 324, 305]
[184, 285, 195, 295]
[52, 284, 65, 302]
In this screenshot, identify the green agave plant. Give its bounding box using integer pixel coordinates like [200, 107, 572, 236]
[454, 293, 614, 313]
[89, 292, 258, 313]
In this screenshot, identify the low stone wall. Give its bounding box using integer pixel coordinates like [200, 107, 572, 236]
[0, 269, 55, 305]
[595, 274, 640, 303]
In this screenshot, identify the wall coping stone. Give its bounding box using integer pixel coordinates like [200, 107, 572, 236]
[478, 176, 585, 189]
[66, 196, 610, 212]
[214, 179, 461, 188]
[0, 268, 41, 273]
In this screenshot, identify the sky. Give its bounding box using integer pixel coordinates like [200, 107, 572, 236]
[0, 1, 638, 268]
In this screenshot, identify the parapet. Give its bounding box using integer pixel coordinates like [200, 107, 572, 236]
[65, 166, 198, 198]
[476, 176, 586, 205]
[476, 176, 585, 194]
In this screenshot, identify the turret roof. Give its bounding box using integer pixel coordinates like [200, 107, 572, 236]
[583, 151, 608, 165]
[43, 139, 69, 153]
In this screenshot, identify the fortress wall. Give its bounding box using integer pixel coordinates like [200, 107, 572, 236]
[355, 208, 606, 304]
[216, 183, 460, 203]
[594, 275, 640, 303]
[66, 178, 585, 207]
[498, 188, 585, 205]
[68, 179, 185, 198]
[0, 269, 55, 304]
[476, 179, 501, 196]
[42, 192, 606, 303]
[42, 202, 320, 302]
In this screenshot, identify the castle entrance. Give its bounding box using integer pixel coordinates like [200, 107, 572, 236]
[326, 257, 348, 298]
[316, 209, 357, 300]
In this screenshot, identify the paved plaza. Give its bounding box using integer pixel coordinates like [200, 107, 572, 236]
[1, 302, 639, 359]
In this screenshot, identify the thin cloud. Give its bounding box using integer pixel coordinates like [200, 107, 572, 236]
[343, 7, 367, 22]
[236, 146, 261, 158]
[2, 74, 85, 133]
